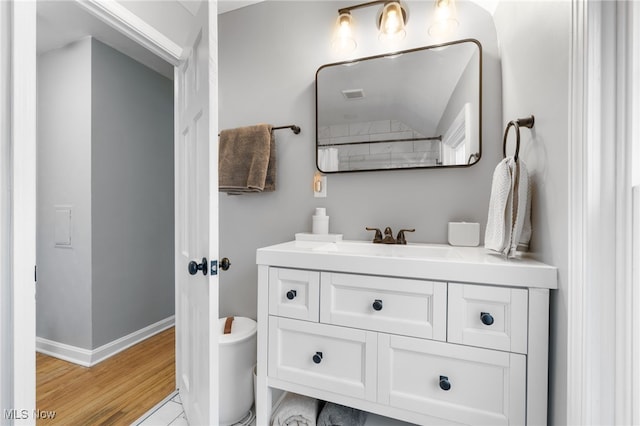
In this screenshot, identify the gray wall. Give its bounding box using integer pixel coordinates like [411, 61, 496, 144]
[217, 1, 502, 318]
[37, 38, 93, 349]
[91, 39, 175, 348]
[219, 4, 569, 422]
[36, 38, 174, 350]
[493, 2, 570, 425]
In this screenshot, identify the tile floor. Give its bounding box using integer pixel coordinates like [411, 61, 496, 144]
[132, 392, 257, 426]
[132, 392, 187, 426]
[132, 391, 411, 426]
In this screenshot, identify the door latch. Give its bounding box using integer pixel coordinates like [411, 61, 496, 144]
[211, 260, 218, 276]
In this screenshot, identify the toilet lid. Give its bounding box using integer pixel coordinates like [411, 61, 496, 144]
[218, 316, 257, 344]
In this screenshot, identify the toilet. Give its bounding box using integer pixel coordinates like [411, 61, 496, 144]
[218, 316, 257, 426]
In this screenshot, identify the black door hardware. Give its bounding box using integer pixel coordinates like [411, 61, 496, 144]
[188, 257, 208, 276]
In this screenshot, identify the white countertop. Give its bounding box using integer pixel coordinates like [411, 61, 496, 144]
[256, 240, 557, 289]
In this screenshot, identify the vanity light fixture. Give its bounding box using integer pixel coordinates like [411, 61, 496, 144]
[428, 0, 459, 38]
[331, 1, 408, 52]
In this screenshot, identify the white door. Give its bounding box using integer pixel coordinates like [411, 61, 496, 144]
[175, 1, 219, 424]
[5, 0, 37, 422]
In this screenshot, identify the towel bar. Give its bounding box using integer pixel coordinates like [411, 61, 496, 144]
[502, 115, 534, 161]
[272, 125, 301, 134]
[218, 124, 300, 136]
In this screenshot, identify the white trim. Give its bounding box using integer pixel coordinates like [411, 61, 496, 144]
[526, 288, 550, 426]
[11, 1, 37, 423]
[442, 103, 469, 149]
[614, 3, 635, 425]
[633, 185, 640, 426]
[630, 7, 640, 426]
[74, 0, 183, 65]
[0, 0, 11, 414]
[567, 0, 593, 424]
[36, 338, 93, 367]
[36, 316, 175, 367]
[567, 0, 594, 422]
[568, 1, 637, 424]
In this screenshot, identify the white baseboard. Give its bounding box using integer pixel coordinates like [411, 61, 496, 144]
[36, 336, 93, 367]
[36, 316, 175, 367]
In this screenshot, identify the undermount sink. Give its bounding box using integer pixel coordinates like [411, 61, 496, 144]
[314, 240, 460, 259]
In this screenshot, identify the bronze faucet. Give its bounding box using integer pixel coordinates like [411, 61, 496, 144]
[365, 227, 383, 243]
[366, 227, 415, 244]
[381, 227, 396, 244]
[396, 228, 415, 245]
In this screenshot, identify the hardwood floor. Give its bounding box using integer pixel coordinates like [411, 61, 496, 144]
[36, 327, 176, 425]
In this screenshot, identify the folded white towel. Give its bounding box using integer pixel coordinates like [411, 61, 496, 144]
[485, 156, 531, 257]
[271, 393, 319, 426]
[511, 160, 532, 254]
[318, 147, 339, 172]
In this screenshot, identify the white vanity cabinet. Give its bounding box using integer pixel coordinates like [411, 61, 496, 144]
[256, 241, 557, 426]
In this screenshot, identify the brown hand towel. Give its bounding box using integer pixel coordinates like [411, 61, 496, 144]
[219, 124, 276, 193]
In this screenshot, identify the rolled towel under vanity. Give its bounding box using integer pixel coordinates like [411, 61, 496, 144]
[317, 402, 367, 426]
[271, 392, 320, 426]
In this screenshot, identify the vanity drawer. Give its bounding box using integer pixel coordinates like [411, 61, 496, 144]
[448, 283, 528, 353]
[268, 317, 377, 401]
[378, 334, 526, 426]
[269, 268, 320, 322]
[320, 272, 447, 340]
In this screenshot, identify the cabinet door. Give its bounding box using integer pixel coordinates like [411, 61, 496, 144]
[320, 272, 447, 340]
[378, 334, 526, 426]
[268, 317, 377, 401]
[269, 268, 320, 322]
[448, 283, 528, 353]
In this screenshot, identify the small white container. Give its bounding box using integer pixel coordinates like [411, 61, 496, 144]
[219, 317, 257, 426]
[312, 208, 329, 234]
[448, 222, 480, 247]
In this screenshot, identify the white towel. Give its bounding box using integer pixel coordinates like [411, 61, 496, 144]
[271, 392, 320, 426]
[318, 147, 339, 172]
[485, 156, 531, 257]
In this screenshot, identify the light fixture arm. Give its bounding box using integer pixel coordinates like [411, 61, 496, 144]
[338, 0, 388, 15]
[332, 0, 408, 52]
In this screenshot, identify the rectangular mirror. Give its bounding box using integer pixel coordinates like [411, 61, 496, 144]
[316, 39, 482, 173]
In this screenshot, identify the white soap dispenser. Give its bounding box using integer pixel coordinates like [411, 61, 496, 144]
[312, 208, 329, 234]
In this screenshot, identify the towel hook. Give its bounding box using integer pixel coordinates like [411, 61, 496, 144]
[502, 115, 534, 161]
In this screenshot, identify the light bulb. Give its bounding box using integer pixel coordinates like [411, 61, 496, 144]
[429, 0, 458, 38]
[331, 12, 357, 52]
[436, 0, 451, 17]
[384, 10, 400, 33]
[379, 2, 406, 41]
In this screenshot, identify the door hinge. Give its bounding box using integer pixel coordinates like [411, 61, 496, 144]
[34, 265, 37, 282]
[210, 260, 218, 276]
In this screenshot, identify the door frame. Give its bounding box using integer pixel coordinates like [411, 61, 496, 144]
[5, 0, 210, 422]
[8, 2, 37, 421]
[567, 1, 638, 424]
